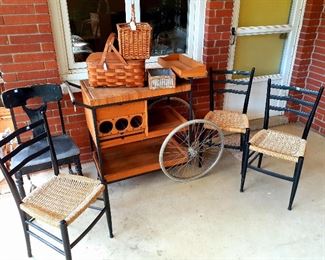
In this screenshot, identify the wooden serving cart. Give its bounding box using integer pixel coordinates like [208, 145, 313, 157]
[66, 79, 193, 183]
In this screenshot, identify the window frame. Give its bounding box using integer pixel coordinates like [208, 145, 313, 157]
[48, 0, 206, 81]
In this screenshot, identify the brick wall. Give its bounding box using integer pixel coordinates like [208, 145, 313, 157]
[291, 0, 325, 135]
[0, 0, 92, 161]
[192, 0, 233, 118]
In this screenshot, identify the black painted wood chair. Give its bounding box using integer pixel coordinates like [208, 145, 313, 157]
[2, 84, 82, 198]
[206, 68, 255, 152]
[0, 105, 113, 260]
[240, 79, 324, 210]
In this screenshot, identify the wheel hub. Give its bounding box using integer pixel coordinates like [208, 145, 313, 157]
[188, 147, 198, 159]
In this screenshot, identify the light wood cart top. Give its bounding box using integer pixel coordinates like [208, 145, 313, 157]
[80, 80, 191, 107]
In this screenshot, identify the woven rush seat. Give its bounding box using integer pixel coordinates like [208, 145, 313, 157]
[204, 110, 249, 133]
[20, 174, 104, 227]
[249, 129, 306, 162]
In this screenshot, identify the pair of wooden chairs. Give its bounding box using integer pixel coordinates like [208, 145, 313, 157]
[0, 85, 113, 260]
[208, 69, 323, 210]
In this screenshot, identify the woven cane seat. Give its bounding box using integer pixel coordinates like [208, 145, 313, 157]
[204, 110, 249, 133]
[249, 129, 306, 162]
[20, 174, 104, 227]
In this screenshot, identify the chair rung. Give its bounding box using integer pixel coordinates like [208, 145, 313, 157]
[248, 164, 294, 182]
[26, 219, 62, 244]
[28, 230, 65, 256]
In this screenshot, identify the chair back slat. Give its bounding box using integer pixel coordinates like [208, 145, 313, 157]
[214, 79, 250, 86]
[269, 94, 315, 107]
[269, 105, 310, 118]
[1, 132, 47, 165]
[216, 89, 247, 95]
[209, 67, 255, 113]
[9, 146, 51, 176]
[0, 119, 44, 147]
[271, 84, 319, 96]
[211, 69, 252, 76]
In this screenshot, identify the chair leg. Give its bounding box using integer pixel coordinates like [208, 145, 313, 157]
[60, 220, 72, 260]
[102, 185, 114, 238]
[288, 157, 304, 210]
[68, 164, 74, 175]
[20, 211, 32, 257]
[15, 171, 26, 199]
[257, 153, 263, 168]
[240, 129, 250, 192]
[75, 157, 83, 176]
[240, 133, 244, 151]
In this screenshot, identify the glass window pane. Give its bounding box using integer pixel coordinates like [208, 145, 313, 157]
[140, 0, 188, 56]
[239, 0, 293, 27]
[233, 34, 286, 76]
[67, 0, 125, 62]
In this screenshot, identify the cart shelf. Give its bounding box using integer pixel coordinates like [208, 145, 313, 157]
[94, 136, 187, 183]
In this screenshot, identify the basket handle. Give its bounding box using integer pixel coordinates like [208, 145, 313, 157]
[99, 33, 127, 66]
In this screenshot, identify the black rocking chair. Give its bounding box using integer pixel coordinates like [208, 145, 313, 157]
[240, 79, 324, 210]
[2, 84, 82, 198]
[0, 105, 113, 260]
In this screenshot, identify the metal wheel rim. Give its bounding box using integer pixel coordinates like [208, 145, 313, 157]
[159, 119, 224, 182]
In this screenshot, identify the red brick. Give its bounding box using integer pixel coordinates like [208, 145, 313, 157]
[13, 52, 56, 62]
[10, 34, 53, 44]
[0, 24, 38, 34]
[3, 14, 50, 25]
[0, 35, 8, 44]
[207, 1, 224, 9]
[35, 4, 49, 14]
[16, 70, 58, 81]
[1, 62, 44, 72]
[0, 55, 13, 63]
[0, 43, 41, 54]
[0, 5, 35, 15]
[38, 24, 52, 33]
[41, 42, 55, 51]
[2, 0, 46, 4]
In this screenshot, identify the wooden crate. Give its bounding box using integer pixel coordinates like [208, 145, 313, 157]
[148, 68, 175, 90]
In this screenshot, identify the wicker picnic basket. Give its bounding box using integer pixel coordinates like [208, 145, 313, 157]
[116, 4, 152, 60]
[86, 33, 145, 88]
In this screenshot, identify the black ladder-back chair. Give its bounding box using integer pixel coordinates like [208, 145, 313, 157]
[206, 67, 255, 152]
[0, 107, 113, 260]
[3, 84, 82, 198]
[240, 79, 324, 210]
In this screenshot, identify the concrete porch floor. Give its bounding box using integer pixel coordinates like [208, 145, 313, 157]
[0, 123, 324, 260]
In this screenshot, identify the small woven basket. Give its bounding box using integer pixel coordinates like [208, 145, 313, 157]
[116, 4, 152, 60]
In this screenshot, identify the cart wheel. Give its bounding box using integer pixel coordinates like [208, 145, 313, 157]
[159, 119, 224, 182]
[149, 97, 195, 120]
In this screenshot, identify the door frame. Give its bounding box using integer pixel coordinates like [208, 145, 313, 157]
[227, 0, 307, 85]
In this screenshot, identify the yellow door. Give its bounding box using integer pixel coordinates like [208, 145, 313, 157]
[226, 0, 306, 119]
